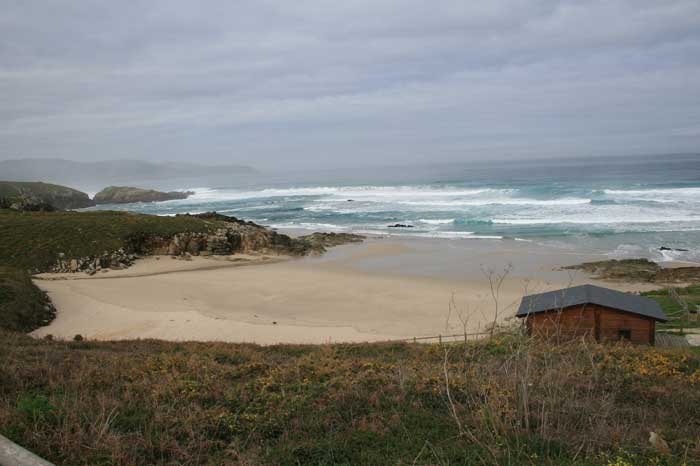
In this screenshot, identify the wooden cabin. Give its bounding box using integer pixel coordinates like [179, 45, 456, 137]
[516, 284, 668, 345]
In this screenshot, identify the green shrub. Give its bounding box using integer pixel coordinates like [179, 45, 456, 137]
[16, 393, 56, 424]
[0, 267, 54, 332]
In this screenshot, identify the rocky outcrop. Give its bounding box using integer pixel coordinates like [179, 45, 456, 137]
[51, 249, 137, 275]
[0, 181, 95, 210]
[52, 212, 331, 274]
[93, 186, 194, 204]
[2, 196, 57, 212]
[297, 232, 365, 254]
[563, 258, 700, 284]
[388, 223, 414, 228]
[137, 212, 315, 257]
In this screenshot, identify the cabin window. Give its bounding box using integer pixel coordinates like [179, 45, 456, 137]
[618, 329, 631, 341]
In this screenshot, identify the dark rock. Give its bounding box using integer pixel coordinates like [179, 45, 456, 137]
[659, 246, 689, 252]
[388, 223, 414, 228]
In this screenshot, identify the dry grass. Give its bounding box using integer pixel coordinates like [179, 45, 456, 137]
[1, 331, 699, 466]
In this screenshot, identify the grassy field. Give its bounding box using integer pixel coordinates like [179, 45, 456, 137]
[0, 332, 698, 466]
[0, 267, 54, 332]
[642, 286, 700, 330]
[0, 209, 228, 272]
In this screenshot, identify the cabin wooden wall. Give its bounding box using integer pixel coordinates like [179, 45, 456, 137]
[526, 304, 595, 341]
[525, 304, 656, 344]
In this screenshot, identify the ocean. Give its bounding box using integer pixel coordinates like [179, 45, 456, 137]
[86, 153, 700, 263]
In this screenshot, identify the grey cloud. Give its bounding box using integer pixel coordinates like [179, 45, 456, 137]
[1, 0, 699, 169]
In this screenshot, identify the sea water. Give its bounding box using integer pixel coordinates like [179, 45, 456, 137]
[86, 154, 700, 263]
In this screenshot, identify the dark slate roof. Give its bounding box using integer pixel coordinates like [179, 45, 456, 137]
[516, 284, 668, 322]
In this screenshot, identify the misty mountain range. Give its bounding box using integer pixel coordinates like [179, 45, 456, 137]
[0, 159, 257, 192]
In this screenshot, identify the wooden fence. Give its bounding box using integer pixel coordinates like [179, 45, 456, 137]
[384, 331, 493, 344]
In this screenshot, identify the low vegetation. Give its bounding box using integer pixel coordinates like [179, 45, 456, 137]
[0, 267, 54, 332]
[0, 332, 698, 465]
[643, 285, 700, 330]
[0, 209, 227, 272]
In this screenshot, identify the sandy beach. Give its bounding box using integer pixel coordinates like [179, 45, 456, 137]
[30, 236, 664, 344]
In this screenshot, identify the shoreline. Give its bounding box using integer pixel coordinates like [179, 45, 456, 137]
[31, 236, 666, 345]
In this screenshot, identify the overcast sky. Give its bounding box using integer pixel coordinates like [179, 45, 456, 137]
[1, 0, 699, 169]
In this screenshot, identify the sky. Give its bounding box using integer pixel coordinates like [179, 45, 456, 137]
[1, 0, 700, 170]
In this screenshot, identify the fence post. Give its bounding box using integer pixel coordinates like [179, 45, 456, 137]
[438, 334, 442, 345]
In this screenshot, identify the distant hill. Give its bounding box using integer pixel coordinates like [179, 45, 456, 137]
[0, 181, 95, 210]
[0, 159, 257, 191]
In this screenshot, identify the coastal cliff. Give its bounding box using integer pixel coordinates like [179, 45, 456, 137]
[93, 186, 194, 204]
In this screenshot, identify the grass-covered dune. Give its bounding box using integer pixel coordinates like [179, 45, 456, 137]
[0, 267, 54, 332]
[0, 181, 94, 210]
[0, 209, 227, 272]
[0, 333, 698, 466]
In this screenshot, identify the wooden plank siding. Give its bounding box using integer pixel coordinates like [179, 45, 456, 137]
[525, 303, 656, 345]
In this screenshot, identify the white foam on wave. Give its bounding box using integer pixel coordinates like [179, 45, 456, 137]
[262, 221, 504, 240]
[401, 198, 591, 207]
[419, 218, 455, 225]
[305, 198, 592, 214]
[603, 187, 700, 203]
[604, 187, 700, 196]
[353, 229, 502, 240]
[267, 222, 348, 231]
[417, 231, 503, 240]
[493, 215, 699, 225]
[186, 185, 506, 202]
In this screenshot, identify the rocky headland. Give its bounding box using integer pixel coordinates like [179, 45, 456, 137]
[93, 186, 194, 204]
[0, 181, 95, 210]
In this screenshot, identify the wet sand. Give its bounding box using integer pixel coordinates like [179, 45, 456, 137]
[31, 237, 661, 344]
